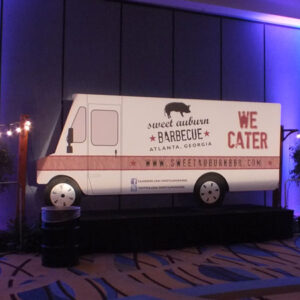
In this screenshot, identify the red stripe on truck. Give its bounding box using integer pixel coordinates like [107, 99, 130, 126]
[37, 155, 279, 171]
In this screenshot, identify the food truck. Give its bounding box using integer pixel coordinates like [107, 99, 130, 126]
[37, 94, 281, 207]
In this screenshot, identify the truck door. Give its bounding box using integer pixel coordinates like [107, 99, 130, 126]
[88, 104, 121, 194]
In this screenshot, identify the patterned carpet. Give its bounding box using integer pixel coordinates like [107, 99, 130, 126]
[2, 235, 300, 299]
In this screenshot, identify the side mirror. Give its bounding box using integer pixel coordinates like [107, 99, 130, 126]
[67, 127, 73, 153]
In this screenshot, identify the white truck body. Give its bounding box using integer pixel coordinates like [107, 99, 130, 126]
[37, 94, 281, 205]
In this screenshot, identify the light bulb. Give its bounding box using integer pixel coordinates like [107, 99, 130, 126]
[7, 129, 12, 136]
[16, 127, 21, 133]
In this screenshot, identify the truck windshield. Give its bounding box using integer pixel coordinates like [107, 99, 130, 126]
[71, 106, 86, 143]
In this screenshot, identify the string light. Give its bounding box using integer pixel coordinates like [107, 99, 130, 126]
[24, 120, 31, 132]
[0, 119, 32, 138]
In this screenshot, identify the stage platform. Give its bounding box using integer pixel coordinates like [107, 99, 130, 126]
[79, 205, 294, 253]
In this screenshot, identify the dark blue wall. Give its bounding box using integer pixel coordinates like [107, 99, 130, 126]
[0, 0, 300, 226]
[64, 0, 120, 99]
[122, 4, 173, 98]
[173, 12, 221, 207]
[174, 12, 221, 100]
[121, 5, 174, 209]
[222, 19, 264, 102]
[222, 18, 265, 206]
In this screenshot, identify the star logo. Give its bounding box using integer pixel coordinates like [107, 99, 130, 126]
[204, 131, 210, 136]
[150, 135, 156, 142]
[130, 160, 136, 167]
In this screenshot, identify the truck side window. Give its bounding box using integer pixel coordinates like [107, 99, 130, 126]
[91, 110, 118, 146]
[71, 106, 86, 143]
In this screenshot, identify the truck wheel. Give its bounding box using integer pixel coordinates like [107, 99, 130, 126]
[45, 176, 81, 207]
[194, 173, 228, 207]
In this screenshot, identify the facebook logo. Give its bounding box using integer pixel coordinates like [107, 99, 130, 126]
[131, 178, 137, 192]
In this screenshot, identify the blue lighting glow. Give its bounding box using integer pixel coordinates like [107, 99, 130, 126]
[266, 25, 300, 212]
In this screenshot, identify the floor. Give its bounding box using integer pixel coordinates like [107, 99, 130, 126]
[2, 235, 300, 299]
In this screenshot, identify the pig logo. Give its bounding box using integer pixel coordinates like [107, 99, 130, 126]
[164, 102, 191, 119]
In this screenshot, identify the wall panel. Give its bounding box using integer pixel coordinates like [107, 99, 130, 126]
[222, 18, 265, 205]
[64, 0, 120, 99]
[122, 4, 173, 97]
[174, 11, 220, 100]
[63, 0, 121, 210]
[265, 25, 300, 210]
[222, 19, 264, 101]
[121, 4, 173, 208]
[173, 11, 221, 207]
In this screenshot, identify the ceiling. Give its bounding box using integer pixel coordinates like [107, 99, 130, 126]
[125, 0, 300, 28]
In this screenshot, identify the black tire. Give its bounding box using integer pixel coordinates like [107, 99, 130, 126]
[194, 173, 228, 207]
[45, 176, 81, 207]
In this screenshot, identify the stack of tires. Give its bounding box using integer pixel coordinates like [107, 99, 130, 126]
[41, 206, 80, 267]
